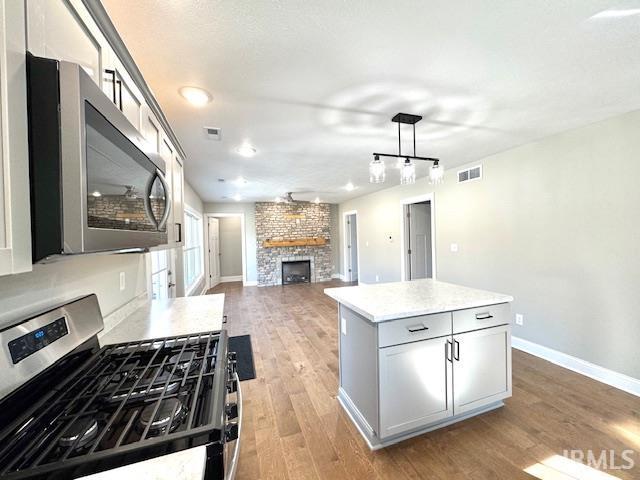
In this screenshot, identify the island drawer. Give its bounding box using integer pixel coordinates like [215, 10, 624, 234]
[378, 312, 451, 348]
[452, 303, 510, 334]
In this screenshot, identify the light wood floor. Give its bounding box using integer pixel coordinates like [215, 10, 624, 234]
[208, 281, 640, 480]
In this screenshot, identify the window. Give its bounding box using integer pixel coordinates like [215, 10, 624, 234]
[150, 250, 169, 300]
[184, 208, 204, 294]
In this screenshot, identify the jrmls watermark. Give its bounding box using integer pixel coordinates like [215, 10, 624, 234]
[563, 449, 636, 470]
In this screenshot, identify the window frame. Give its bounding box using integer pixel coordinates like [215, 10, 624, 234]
[183, 205, 204, 295]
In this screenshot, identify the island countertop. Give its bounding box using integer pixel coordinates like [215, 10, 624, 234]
[324, 279, 513, 322]
[99, 294, 225, 346]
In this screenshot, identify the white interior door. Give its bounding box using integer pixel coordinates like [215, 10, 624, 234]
[150, 250, 173, 300]
[379, 336, 454, 438]
[208, 218, 220, 287]
[347, 213, 358, 282]
[452, 325, 512, 415]
[407, 203, 432, 280]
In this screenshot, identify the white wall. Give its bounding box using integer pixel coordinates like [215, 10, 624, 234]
[204, 202, 257, 283]
[339, 109, 640, 380]
[218, 216, 243, 277]
[0, 254, 147, 329]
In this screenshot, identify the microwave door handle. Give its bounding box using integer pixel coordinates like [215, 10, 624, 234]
[144, 172, 159, 228]
[155, 169, 172, 230]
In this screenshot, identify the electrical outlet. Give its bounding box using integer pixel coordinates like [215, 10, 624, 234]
[375, 275, 380, 282]
[119, 272, 126, 291]
[450, 243, 459, 253]
[341, 317, 347, 335]
[515, 314, 524, 326]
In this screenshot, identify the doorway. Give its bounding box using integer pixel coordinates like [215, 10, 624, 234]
[401, 194, 436, 281]
[206, 213, 247, 289]
[344, 211, 359, 282]
[208, 217, 221, 288]
[149, 250, 176, 300]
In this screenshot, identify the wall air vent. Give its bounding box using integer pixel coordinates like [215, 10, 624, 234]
[458, 165, 482, 183]
[204, 126, 222, 140]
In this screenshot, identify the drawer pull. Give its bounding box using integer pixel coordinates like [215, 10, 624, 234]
[475, 313, 493, 320]
[407, 325, 429, 333]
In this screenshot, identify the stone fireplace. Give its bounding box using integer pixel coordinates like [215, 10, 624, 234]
[256, 202, 333, 286]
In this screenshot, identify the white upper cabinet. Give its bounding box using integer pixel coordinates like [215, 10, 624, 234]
[1, 0, 32, 276]
[102, 52, 143, 131]
[141, 107, 161, 155]
[26, 0, 105, 86]
[172, 155, 184, 247]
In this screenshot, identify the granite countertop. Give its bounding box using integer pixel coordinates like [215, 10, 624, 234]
[78, 446, 207, 480]
[99, 294, 225, 346]
[324, 279, 513, 322]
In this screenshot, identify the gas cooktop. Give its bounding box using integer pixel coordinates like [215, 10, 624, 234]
[0, 295, 237, 480]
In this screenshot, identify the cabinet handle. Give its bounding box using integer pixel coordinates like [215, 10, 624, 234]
[223, 315, 228, 324]
[105, 69, 117, 104]
[475, 313, 493, 320]
[116, 79, 123, 111]
[453, 340, 460, 361]
[176, 223, 182, 243]
[446, 339, 453, 363]
[407, 325, 428, 333]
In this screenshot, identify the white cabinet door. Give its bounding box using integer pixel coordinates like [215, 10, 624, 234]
[140, 108, 160, 154]
[172, 155, 184, 247]
[26, 0, 104, 86]
[453, 325, 512, 415]
[379, 336, 453, 438]
[0, 0, 32, 276]
[102, 53, 142, 131]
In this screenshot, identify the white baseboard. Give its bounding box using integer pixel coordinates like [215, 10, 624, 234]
[221, 275, 242, 283]
[512, 336, 640, 397]
[243, 280, 258, 287]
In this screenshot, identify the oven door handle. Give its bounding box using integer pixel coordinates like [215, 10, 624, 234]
[225, 371, 243, 480]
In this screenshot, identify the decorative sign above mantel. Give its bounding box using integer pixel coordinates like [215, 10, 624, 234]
[283, 214, 305, 220]
[263, 237, 327, 248]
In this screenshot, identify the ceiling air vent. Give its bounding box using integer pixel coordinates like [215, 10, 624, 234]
[204, 126, 222, 140]
[458, 165, 482, 183]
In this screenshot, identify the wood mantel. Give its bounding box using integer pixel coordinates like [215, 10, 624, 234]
[263, 237, 327, 248]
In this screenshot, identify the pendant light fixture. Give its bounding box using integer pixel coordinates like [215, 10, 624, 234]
[370, 113, 442, 186]
[369, 155, 386, 183]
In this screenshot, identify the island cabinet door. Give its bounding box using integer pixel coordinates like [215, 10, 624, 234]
[378, 336, 453, 439]
[452, 325, 512, 415]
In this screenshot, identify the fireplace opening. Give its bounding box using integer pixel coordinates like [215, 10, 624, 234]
[282, 260, 311, 285]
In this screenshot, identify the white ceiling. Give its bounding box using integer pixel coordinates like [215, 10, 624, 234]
[103, 0, 640, 204]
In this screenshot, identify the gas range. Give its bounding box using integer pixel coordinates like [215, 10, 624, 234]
[0, 295, 240, 480]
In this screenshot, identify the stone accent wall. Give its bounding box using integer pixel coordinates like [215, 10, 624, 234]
[256, 202, 333, 286]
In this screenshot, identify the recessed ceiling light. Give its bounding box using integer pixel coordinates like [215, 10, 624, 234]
[233, 194, 242, 202]
[345, 182, 355, 191]
[236, 144, 257, 158]
[179, 86, 212, 107]
[589, 8, 640, 19]
[233, 176, 248, 186]
[91, 191, 102, 197]
[274, 197, 282, 203]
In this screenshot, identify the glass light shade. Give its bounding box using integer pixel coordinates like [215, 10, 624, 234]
[369, 157, 386, 183]
[429, 163, 444, 185]
[400, 160, 416, 185]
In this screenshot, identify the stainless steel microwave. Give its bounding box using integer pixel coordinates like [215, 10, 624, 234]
[27, 54, 170, 262]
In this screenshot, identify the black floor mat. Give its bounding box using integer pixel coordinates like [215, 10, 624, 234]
[228, 335, 256, 381]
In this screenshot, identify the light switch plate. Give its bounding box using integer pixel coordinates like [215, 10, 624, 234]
[341, 317, 347, 335]
[119, 272, 126, 291]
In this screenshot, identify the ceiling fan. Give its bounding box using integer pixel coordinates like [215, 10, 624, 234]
[275, 192, 307, 204]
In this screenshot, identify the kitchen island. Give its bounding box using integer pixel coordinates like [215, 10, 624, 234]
[325, 279, 514, 449]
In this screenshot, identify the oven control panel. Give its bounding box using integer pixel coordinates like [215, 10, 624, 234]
[8, 317, 69, 364]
